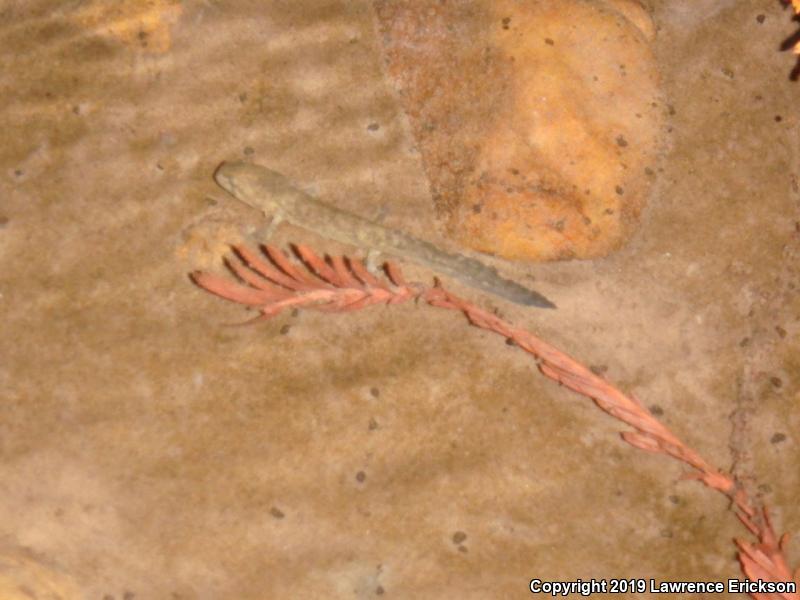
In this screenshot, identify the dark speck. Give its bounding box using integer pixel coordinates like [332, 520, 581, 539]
[14, 169, 23, 177]
[0, 216, 8, 228]
[775, 325, 787, 338]
[376, 586, 385, 595]
[370, 387, 380, 398]
[668, 495, 680, 504]
[356, 471, 366, 483]
[553, 219, 565, 232]
[279, 324, 291, 335]
[615, 185, 624, 195]
[775, 115, 783, 122]
[721, 67, 734, 79]
[756, 14, 766, 24]
[472, 203, 482, 214]
[368, 417, 378, 430]
[545, 38, 555, 46]
[452, 531, 467, 544]
[589, 364, 608, 375]
[291, 308, 300, 318]
[505, 338, 516, 346]
[649, 405, 664, 416]
[502, 17, 511, 29]
[367, 122, 380, 131]
[458, 545, 468, 553]
[124, 592, 135, 600]
[739, 337, 751, 347]
[244, 146, 255, 155]
[615, 135, 628, 147]
[270, 506, 285, 519]
[238, 92, 248, 103]
[644, 167, 654, 176]
[770, 432, 786, 444]
[770, 376, 783, 389]
[667, 104, 676, 115]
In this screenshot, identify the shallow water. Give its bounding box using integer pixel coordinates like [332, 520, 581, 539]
[0, 1, 798, 597]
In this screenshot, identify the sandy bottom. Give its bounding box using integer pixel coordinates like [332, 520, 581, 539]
[0, 1, 798, 598]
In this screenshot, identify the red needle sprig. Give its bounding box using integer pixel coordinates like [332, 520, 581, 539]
[193, 243, 798, 599]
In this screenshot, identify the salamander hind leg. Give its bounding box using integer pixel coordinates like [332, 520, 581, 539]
[365, 249, 382, 276]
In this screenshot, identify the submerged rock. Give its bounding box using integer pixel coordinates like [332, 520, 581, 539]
[0, 552, 82, 600]
[374, 0, 666, 261]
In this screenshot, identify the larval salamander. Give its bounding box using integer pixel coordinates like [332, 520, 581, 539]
[214, 161, 555, 308]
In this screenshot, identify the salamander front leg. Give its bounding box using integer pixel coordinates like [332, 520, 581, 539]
[252, 211, 283, 242]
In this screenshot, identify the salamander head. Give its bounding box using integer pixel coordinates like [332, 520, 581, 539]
[213, 161, 292, 211]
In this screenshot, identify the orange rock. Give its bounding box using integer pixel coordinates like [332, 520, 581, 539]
[73, 0, 182, 54]
[0, 552, 82, 600]
[374, 0, 665, 261]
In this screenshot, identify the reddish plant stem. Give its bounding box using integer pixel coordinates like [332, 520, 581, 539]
[422, 286, 798, 600]
[193, 246, 798, 599]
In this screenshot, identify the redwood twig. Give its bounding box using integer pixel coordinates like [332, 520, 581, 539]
[190, 244, 423, 322]
[192, 244, 798, 599]
[423, 285, 798, 600]
[782, 0, 800, 79]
